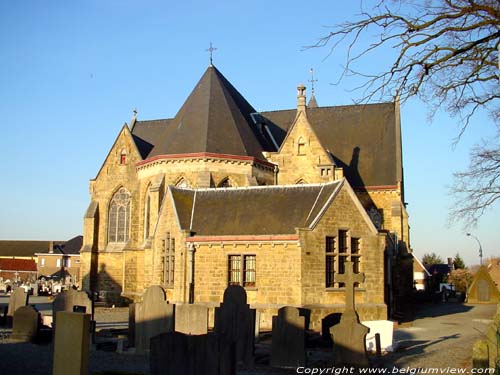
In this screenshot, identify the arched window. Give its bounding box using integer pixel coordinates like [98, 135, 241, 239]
[175, 178, 190, 188]
[108, 187, 131, 243]
[297, 137, 306, 155]
[144, 190, 151, 240]
[218, 178, 233, 188]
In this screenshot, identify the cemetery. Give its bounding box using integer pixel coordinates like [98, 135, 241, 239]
[0, 266, 499, 375]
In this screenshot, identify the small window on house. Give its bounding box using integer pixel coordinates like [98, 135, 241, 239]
[228, 255, 256, 287]
[325, 230, 362, 288]
[297, 137, 306, 155]
[40, 258, 45, 267]
[56, 259, 61, 267]
[120, 149, 127, 165]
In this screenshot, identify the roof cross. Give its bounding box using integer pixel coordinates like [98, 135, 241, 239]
[309, 68, 318, 95]
[335, 261, 365, 313]
[206, 42, 217, 66]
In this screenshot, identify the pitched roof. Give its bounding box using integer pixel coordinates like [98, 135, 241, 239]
[0, 258, 37, 272]
[132, 65, 275, 160]
[170, 181, 343, 236]
[261, 103, 402, 188]
[0, 236, 83, 257]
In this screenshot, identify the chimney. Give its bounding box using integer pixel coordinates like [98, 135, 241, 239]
[49, 241, 54, 254]
[297, 84, 307, 113]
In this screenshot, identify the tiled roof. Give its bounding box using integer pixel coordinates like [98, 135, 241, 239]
[170, 181, 342, 236]
[0, 258, 37, 272]
[0, 236, 82, 257]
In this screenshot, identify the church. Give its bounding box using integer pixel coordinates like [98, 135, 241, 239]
[80, 63, 413, 329]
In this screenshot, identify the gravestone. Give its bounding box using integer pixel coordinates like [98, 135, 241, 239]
[321, 313, 342, 345]
[52, 289, 92, 330]
[52, 312, 91, 375]
[214, 285, 255, 368]
[271, 306, 306, 368]
[330, 261, 370, 367]
[11, 305, 39, 342]
[129, 303, 135, 347]
[7, 288, 29, 317]
[362, 320, 395, 352]
[150, 332, 235, 375]
[135, 285, 175, 353]
[175, 304, 208, 335]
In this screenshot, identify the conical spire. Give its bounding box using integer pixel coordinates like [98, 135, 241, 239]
[150, 66, 274, 158]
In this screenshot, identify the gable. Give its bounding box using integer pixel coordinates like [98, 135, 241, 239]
[262, 102, 402, 188]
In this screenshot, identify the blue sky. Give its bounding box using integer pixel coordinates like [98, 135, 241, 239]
[0, 1, 498, 267]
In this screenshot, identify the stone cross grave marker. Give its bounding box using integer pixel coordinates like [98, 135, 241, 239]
[214, 285, 255, 368]
[135, 285, 174, 353]
[7, 288, 29, 317]
[175, 304, 208, 335]
[271, 306, 306, 368]
[330, 261, 370, 367]
[11, 305, 40, 342]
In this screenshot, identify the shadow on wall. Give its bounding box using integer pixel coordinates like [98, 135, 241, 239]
[81, 264, 132, 306]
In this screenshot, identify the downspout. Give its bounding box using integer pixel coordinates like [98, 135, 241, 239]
[188, 243, 196, 304]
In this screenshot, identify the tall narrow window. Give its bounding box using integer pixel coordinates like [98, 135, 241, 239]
[161, 233, 175, 287]
[108, 187, 131, 243]
[297, 137, 306, 155]
[228, 255, 256, 286]
[338, 230, 348, 286]
[120, 149, 127, 165]
[325, 236, 336, 287]
[144, 191, 151, 239]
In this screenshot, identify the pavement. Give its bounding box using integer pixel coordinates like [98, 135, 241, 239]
[0, 300, 497, 374]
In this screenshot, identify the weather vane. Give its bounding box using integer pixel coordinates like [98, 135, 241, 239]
[206, 42, 217, 66]
[309, 68, 318, 95]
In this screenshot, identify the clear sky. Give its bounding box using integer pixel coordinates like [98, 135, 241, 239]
[0, 1, 498, 267]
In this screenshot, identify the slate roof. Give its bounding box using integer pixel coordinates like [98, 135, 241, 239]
[0, 236, 83, 257]
[261, 103, 402, 188]
[170, 181, 343, 236]
[132, 65, 275, 159]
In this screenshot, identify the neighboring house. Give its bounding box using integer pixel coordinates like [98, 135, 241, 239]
[425, 263, 453, 292]
[486, 258, 500, 291]
[413, 254, 431, 291]
[80, 64, 413, 328]
[0, 236, 82, 284]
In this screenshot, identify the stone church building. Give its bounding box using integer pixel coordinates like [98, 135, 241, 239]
[80, 64, 412, 329]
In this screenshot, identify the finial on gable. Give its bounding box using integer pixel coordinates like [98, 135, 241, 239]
[130, 108, 138, 130]
[297, 84, 307, 113]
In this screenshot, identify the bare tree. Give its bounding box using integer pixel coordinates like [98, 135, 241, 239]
[450, 140, 500, 226]
[312, 0, 500, 133]
[312, 0, 500, 225]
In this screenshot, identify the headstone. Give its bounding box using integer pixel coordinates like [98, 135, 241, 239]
[472, 339, 489, 369]
[52, 289, 92, 330]
[214, 285, 255, 368]
[150, 332, 235, 375]
[129, 303, 135, 347]
[271, 306, 306, 368]
[7, 288, 29, 317]
[330, 261, 370, 367]
[135, 285, 174, 353]
[11, 305, 39, 342]
[362, 320, 395, 352]
[52, 312, 91, 375]
[175, 304, 208, 335]
[321, 313, 342, 345]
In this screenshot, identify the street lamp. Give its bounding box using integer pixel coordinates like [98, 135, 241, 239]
[466, 233, 483, 266]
